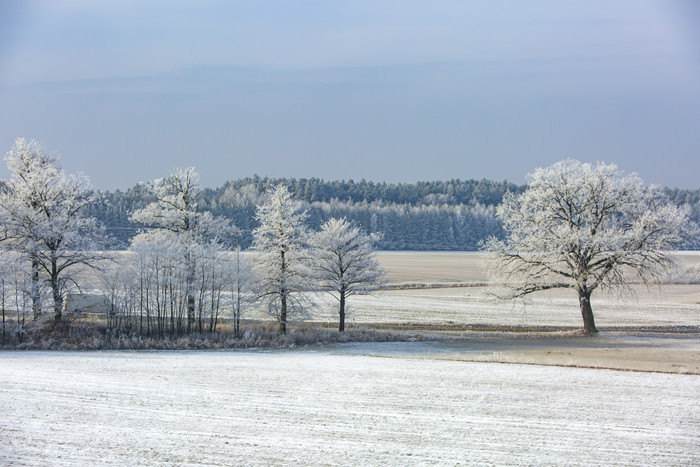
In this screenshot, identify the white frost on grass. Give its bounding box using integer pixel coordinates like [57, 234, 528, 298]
[0, 349, 698, 466]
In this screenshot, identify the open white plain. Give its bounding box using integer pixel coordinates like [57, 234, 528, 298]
[2, 251, 699, 466]
[1, 348, 698, 466]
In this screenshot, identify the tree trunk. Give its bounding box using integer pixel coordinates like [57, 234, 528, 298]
[31, 259, 41, 320]
[578, 288, 598, 333]
[139, 285, 144, 336]
[2, 279, 5, 343]
[235, 237, 241, 337]
[52, 276, 62, 323]
[235, 280, 241, 338]
[339, 289, 346, 333]
[186, 253, 195, 334]
[279, 249, 287, 334]
[280, 292, 287, 334]
[186, 290, 195, 334]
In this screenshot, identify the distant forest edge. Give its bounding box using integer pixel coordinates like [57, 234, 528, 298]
[86, 176, 700, 251]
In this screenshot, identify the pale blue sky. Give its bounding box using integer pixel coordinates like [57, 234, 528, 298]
[1, 1, 699, 189]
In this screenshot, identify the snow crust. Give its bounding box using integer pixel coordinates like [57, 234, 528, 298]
[1, 347, 698, 466]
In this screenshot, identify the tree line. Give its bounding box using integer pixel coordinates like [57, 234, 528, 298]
[85, 176, 516, 250]
[0, 139, 384, 340]
[0, 139, 697, 339]
[85, 175, 700, 251]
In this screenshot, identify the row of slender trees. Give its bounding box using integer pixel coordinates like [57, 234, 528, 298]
[0, 139, 384, 336]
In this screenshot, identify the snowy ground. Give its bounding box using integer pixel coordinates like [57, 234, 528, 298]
[376, 250, 700, 284]
[88, 251, 700, 329]
[245, 284, 700, 329]
[250, 252, 700, 328]
[3, 253, 697, 465]
[1, 347, 699, 466]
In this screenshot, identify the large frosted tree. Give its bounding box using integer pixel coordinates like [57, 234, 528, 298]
[311, 218, 385, 332]
[0, 138, 105, 322]
[251, 185, 309, 334]
[130, 167, 234, 333]
[484, 159, 690, 333]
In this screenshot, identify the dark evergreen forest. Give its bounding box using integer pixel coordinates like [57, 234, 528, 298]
[85, 177, 700, 250]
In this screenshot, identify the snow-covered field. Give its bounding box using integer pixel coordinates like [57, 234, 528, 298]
[88, 251, 700, 328]
[1, 347, 699, 466]
[376, 250, 700, 284]
[248, 284, 700, 328]
[244, 251, 700, 328]
[2, 252, 697, 466]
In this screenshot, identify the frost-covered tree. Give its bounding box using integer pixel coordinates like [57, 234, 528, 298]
[251, 185, 310, 334]
[483, 159, 691, 333]
[311, 218, 385, 332]
[0, 138, 106, 322]
[130, 167, 234, 333]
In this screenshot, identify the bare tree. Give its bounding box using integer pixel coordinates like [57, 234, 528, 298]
[483, 159, 691, 333]
[311, 218, 385, 332]
[251, 185, 310, 334]
[0, 138, 106, 322]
